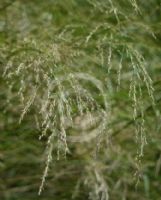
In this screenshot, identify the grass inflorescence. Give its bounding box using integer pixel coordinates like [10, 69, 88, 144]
[1, 0, 161, 199]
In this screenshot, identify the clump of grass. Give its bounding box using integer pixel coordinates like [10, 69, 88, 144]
[1, 0, 161, 199]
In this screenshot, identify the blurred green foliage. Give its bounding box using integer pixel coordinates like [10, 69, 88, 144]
[0, 0, 161, 199]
